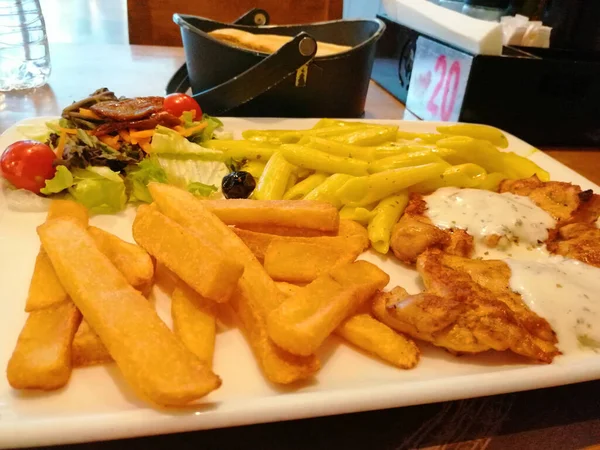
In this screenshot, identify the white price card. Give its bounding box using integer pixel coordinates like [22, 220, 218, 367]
[406, 36, 473, 122]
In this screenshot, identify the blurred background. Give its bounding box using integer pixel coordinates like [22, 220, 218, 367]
[39, 0, 377, 45]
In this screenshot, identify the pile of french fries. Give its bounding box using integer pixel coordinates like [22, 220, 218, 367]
[7, 184, 421, 407]
[205, 120, 549, 254]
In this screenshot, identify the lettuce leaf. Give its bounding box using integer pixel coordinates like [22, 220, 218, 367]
[40, 166, 74, 195]
[16, 120, 60, 143]
[125, 157, 168, 203]
[156, 156, 228, 192]
[188, 182, 218, 197]
[69, 167, 127, 214]
[190, 115, 224, 143]
[151, 126, 224, 160]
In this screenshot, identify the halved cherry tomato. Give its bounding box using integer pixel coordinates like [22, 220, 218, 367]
[1, 140, 57, 193]
[163, 93, 203, 119]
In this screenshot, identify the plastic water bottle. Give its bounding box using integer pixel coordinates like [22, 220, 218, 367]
[0, 0, 51, 91]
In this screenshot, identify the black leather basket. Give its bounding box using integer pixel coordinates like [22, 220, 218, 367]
[167, 9, 385, 118]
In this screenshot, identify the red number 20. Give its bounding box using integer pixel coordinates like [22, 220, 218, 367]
[426, 55, 461, 121]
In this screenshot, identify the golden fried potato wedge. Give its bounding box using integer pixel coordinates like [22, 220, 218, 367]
[235, 223, 335, 237]
[133, 204, 243, 303]
[88, 226, 154, 293]
[7, 302, 81, 390]
[233, 226, 369, 265]
[72, 320, 112, 367]
[172, 282, 217, 367]
[38, 218, 221, 406]
[148, 183, 320, 384]
[263, 239, 365, 283]
[267, 261, 390, 356]
[336, 313, 420, 369]
[275, 282, 303, 298]
[200, 198, 339, 232]
[25, 200, 89, 312]
[25, 250, 68, 312]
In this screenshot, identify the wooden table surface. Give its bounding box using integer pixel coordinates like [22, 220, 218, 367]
[2, 43, 600, 450]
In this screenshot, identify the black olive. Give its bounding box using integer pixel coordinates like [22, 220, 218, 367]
[222, 171, 256, 199]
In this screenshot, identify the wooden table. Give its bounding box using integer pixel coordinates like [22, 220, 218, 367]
[3, 43, 600, 450]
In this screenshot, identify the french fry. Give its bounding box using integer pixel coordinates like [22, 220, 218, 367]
[9, 200, 88, 390]
[233, 227, 369, 264]
[335, 313, 420, 369]
[234, 223, 335, 237]
[275, 282, 303, 297]
[267, 261, 390, 356]
[172, 282, 217, 367]
[25, 250, 68, 312]
[38, 218, 221, 406]
[7, 302, 82, 390]
[133, 204, 243, 303]
[263, 239, 365, 283]
[73, 227, 155, 366]
[232, 227, 276, 262]
[148, 183, 320, 384]
[338, 219, 370, 242]
[200, 198, 339, 232]
[88, 226, 154, 293]
[72, 319, 112, 367]
[25, 200, 89, 312]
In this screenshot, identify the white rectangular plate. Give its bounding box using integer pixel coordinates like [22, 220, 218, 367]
[1, 118, 599, 449]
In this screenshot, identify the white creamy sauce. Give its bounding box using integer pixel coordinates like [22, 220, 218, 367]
[506, 257, 600, 354]
[423, 187, 600, 355]
[425, 187, 556, 248]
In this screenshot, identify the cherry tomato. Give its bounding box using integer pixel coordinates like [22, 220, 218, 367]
[163, 93, 203, 119]
[1, 140, 57, 193]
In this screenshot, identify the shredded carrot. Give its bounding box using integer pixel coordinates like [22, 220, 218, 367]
[129, 129, 154, 139]
[174, 125, 186, 133]
[138, 138, 151, 154]
[179, 122, 208, 137]
[118, 129, 131, 143]
[79, 108, 102, 120]
[56, 131, 67, 159]
[59, 128, 78, 135]
[99, 135, 121, 150]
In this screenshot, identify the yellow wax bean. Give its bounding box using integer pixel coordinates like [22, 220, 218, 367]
[283, 173, 328, 200]
[436, 123, 509, 148]
[411, 163, 488, 193]
[254, 152, 295, 200]
[339, 205, 376, 225]
[368, 192, 410, 254]
[241, 160, 267, 179]
[304, 174, 354, 209]
[300, 136, 376, 161]
[373, 144, 437, 159]
[337, 162, 448, 206]
[223, 147, 275, 161]
[331, 126, 398, 146]
[279, 144, 369, 176]
[368, 151, 453, 173]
